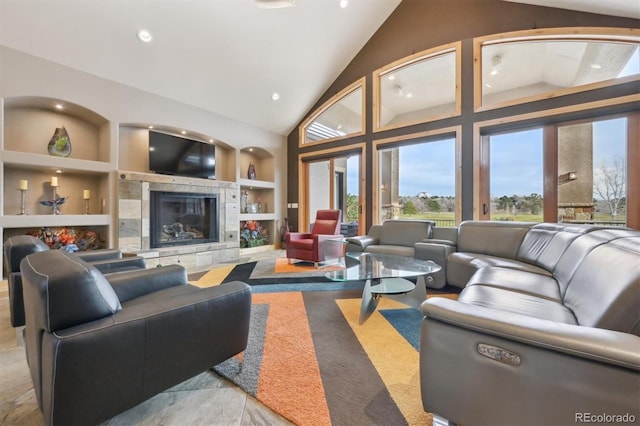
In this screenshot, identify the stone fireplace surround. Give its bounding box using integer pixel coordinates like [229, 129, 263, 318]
[118, 171, 240, 272]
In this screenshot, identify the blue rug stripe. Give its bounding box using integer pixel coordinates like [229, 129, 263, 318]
[379, 308, 422, 350]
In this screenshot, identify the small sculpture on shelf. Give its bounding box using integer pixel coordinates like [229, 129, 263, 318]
[40, 176, 67, 215]
[247, 163, 256, 180]
[241, 190, 248, 213]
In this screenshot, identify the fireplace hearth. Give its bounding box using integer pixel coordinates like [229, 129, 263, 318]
[150, 191, 218, 248]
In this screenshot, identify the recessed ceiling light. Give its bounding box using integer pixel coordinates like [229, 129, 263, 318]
[55, 103, 64, 110]
[485, 83, 492, 88]
[590, 63, 602, 69]
[209, 139, 214, 143]
[148, 125, 154, 129]
[271, 92, 280, 101]
[339, 0, 349, 8]
[181, 130, 187, 135]
[406, 92, 413, 98]
[137, 29, 153, 43]
[255, 0, 296, 9]
[387, 75, 395, 80]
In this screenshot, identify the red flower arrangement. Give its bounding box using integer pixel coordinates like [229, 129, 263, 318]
[29, 227, 103, 252]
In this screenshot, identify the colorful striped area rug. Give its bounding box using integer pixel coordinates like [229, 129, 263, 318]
[205, 278, 457, 426]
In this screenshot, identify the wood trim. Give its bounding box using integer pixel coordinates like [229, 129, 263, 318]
[373, 126, 462, 225]
[298, 77, 366, 147]
[473, 28, 640, 112]
[475, 94, 640, 129]
[372, 42, 462, 133]
[475, 27, 640, 45]
[298, 143, 367, 235]
[627, 112, 640, 230]
[472, 126, 490, 220]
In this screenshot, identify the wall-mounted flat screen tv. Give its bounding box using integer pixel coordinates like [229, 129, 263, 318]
[148, 131, 216, 179]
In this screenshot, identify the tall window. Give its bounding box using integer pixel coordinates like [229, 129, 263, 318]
[377, 137, 457, 226]
[488, 129, 544, 222]
[476, 113, 635, 227]
[558, 117, 627, 225]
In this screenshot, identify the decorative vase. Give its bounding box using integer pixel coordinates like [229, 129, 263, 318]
[47, 126, 72, 157]
[247, 163, 256, 180]
[280, 217, 291, 247]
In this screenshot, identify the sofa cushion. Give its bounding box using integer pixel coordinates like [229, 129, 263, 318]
[447, 252, 551, 289]
[379, 220, 434, 247]
[313, 219, 338, 235]
[458, 285, 577, 325]
[563, 235, 640, 334]
[456, 221, 533, 259]
[516, 223, 593, 271]
[466, 267, 561, 301]
[366, 244, 415, 257]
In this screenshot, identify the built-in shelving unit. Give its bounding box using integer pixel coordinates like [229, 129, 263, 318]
[1, 96, 282, 275]
[239, 147, 276, 251]
[1, 97, 114, 253]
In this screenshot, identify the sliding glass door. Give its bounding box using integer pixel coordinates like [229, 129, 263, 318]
[301, 150, 364, 236]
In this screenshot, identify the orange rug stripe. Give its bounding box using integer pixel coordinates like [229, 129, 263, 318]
[253, 292, 331, 426]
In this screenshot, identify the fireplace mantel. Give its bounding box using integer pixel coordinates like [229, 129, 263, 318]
[117, 171, 240, 271]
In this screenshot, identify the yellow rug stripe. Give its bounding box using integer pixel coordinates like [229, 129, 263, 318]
[336, 298, 431, 426]
[188, 264, 236, 287]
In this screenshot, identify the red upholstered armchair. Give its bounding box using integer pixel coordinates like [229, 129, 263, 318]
[286, 209, 342, 266]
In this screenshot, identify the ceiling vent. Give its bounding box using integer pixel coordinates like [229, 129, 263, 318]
[255, 0, 296, 8]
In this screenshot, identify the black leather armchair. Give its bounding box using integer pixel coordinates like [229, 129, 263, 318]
[20, 249, 252, 426]
[3, 234, 146, 327]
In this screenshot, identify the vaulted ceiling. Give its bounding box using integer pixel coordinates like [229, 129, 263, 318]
[0, 0, 637, 136]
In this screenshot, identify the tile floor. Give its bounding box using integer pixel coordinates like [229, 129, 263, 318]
[0, 249, 294, 426]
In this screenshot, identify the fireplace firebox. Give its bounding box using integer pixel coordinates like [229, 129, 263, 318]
[150, 191, 218, 248]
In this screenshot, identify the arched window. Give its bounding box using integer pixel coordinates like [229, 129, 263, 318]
[373, 42, 461, 132]
[475, 28, 640, 111]
[299, 78, 365, 146]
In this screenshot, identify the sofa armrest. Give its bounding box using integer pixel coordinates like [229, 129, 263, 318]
[346, 235, 379, 252]
[106, 264, 188, 303]
[75, 249, 123, 262]
[422, 297, 640, 370]
[414, 241, 456, 289]
[288, 232, 312, 241]
[8, 272, 25, 327]
[89, 256, 146, 274]
[419, 238, 456, 245]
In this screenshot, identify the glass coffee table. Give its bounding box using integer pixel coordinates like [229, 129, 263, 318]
[325, 252, 441, 324]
